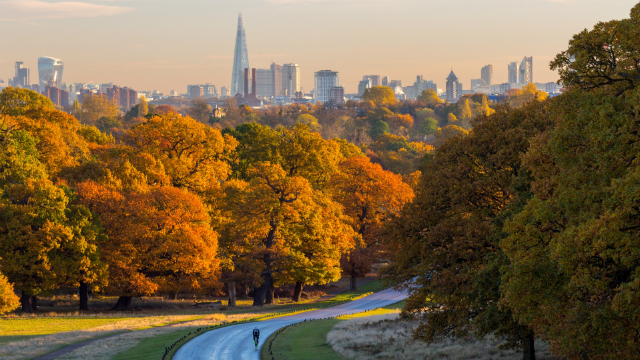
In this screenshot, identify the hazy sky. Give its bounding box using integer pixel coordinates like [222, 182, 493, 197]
[0, 0, 637, 94]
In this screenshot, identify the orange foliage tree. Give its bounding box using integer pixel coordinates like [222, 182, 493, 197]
[329, 156, 414, 289]
[77, 183, 220, 310]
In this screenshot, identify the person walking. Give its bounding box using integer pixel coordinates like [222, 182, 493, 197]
[252, 327, 260, 350]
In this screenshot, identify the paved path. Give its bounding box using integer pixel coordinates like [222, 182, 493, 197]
[174, 287, 408, 360]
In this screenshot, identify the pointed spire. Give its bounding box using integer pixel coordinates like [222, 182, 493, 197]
[446, 70, 458, 81]
[231, 13, 250, 96]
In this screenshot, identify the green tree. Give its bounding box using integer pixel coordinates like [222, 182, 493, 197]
[419, 117, 438, 136]
[296, 114, 321, 131]
[551, 3, 640, 96]
[384, 101, 553, 359]
[370, 120, 390, 140]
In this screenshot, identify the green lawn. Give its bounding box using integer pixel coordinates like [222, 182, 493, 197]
[0, 317, 129, 337]
[263, 298, 405, 360]
[112, 328, 194, 360]
[262, 319, 345, 360]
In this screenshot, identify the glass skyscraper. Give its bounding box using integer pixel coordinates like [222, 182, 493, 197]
[38, 57, 64, 89]
[230, 14, 249, 97]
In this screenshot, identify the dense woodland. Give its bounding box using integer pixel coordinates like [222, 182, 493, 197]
[1, 3, 640, 360]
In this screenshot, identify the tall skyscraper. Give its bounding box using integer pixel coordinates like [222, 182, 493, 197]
[381, 76, 389, 87]
[256, 68, 274, 98]
[519, 57, 533, 84]
[363, 75, 381, 87]
[282, 64, 300, 96]
[358, 79, 372, 95]
[446, 70, 459, 102]
[481, 64, 493, 86]
[314, 70, 339, 104]
[271, 63, 283, 97]
[508, 62, 518, 84]
[10, 62, 30, 88]
[38, 57, 64, 90]
[231, 14, 250, 97]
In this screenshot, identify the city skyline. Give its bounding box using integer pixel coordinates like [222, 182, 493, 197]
[0, 0, 637, 94]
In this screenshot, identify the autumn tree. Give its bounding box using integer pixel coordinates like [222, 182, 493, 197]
[505, 83, 548, 109]
[78, 183, 220, 310]
[221, 162, 354, 305]
[419, 117, 438, 136]
[458, 98, 473, 128]
[433, 124, 468, 147]
[0, 87, 54, 117]
[383, 101, 553, 360]
[370, 120, 390, 140]
[329, 156, 414, 289]
[77, 95, 118, 126]
[0, 272, 19, 314]
[187, 97, 213, 124]
[138, 97, 149, 117]
[362, 86, 396, 108]
[551, 3, 640, 96]
[417, 89, 443, 106]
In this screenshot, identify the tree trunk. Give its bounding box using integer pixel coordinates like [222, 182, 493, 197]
[21, 292, 33, 314]
[111, 296, 133, 311]
[228, 282, 236, 307]
[292, 281, 304, 302]
[265, 278, 274, 305]
[79, 282, 89, 311]
[350, 273, 357, 291]
[523, 334, 536, 360]
[168, 292, 178, 300]
[31, 296, 38, 311]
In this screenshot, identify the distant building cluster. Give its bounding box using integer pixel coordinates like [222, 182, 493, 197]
[2, 15, 564, 110]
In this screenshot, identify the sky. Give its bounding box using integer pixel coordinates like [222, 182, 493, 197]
[0, 0, 638, 95]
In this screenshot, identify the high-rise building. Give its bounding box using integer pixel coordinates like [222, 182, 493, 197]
[471, 79, 483, 90]
[271, 63, 283, 97]
[414, 76, 437, 96]
[203, 84, 217, 98]
[282, 64, 300, 96]
[0, 79, 6, 89]
[10, 62, 30, 88]
[381, 76, 389, 87]
[519, 57, 533, 84]
[189, 85, 204, 99]
[363, 75, 381, 87]
[314, 70, 339, 104]
[481, 64, 493, 86]
[389, 80, 403, 89]
[500, 83, 511, 94]
[256, 68, 274, 98]
[221, 86, 229, 98]
[328, 86, 345, 106]
[358, 79, 371, 96]
[231, 14, 250, 97]
[38, 57, 64, 90]
[508, 62, 518, 84]
[446, 70, 460, 102]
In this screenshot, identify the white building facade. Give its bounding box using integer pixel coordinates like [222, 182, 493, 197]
[314, 70, 339, 104]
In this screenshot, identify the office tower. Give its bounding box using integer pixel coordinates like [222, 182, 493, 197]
[231, 13, 250, 97]
[282, 64, 300, 96]
[481, 64, 493, 86]
[100, 83, 114, 93]
[363, 75, 381, 87]
[256, 68, 274, 98]
[382, 76, 389, 87]
[389, 80, 403, 89]
[38, 57, 64, 90]
[0, 79, 6, 89]
[203, 84, 217, 97]
[314, 70, 339, 104]
[189, 85, 204, 99]
[446, 70, 459, 102]
[500, 83, 511, 94]
[414, 75, 437, 96]
[328, 86, 345, 106]
[358, 79, 371, 96]
[471, 79, 483, 90]
[519, 57, 533, 84]
[271, 63, 283, 97]
[10, 62, 30, 88]
[221, 86, 229, 98]
[170, 90, 177, 96]
[508, 62, 518, 84]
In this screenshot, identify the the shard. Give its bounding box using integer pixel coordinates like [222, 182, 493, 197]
[231, 13, 249, 97]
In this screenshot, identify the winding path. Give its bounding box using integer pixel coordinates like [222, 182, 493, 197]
[173, 287, 408, 360]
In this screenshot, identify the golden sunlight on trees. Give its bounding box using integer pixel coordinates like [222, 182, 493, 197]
[506, 83, 548, 109]
[329, 156, 413, 290]
[417, 89, 443, 106]
[77, 183, 220, 310]
[0, 272, 19, 314]
[362, 86, 397, 108]
[76, 95, 118, 126]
